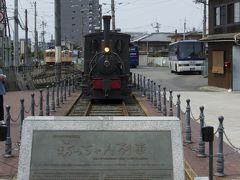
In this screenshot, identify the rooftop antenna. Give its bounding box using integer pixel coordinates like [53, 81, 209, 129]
[151, 21, 160, 33]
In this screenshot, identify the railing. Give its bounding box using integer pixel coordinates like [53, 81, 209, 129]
[131, 72, 240, 177]
[1, 74, 81, 160]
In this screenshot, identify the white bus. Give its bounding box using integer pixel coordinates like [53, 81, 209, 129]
[168, 40, 205, 73]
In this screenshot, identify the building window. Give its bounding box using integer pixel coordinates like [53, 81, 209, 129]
[72, 24, 76, 26]
[215, 7, 220, 26]
[220, 6, 226, 25]
[234, 2, 240, 23]
[212, 51, 224, 74]
[227, 4, 234, 24]
[72, 17, 75, 20]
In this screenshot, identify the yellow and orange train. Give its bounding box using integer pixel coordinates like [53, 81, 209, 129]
[44, 49, 73, 65]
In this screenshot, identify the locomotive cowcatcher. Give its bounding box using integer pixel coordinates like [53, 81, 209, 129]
[81, 16, 132, 99]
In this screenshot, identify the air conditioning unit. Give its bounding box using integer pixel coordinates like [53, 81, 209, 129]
[234, 33, 240, 45]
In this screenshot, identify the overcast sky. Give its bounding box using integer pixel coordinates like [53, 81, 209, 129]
[6, 0, 205, 41]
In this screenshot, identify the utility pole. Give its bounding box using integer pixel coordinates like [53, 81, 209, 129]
[203, 1, 207, 37]
[34, 1, 38, 62]
[194, 0, 207, 37]
[24, 9, 28, 66]
[40, 21, 46, 51]
[151, 22, 160, 33]
[0, 0, 4, 67]
[55, 0, 61, 81]
[111, 0, 115, 31]
[14, 0, 19, 66]
[99, 5, 102, 31]
[183, 19, 186, 40]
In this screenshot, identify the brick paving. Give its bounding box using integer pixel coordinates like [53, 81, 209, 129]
[0, 90, 80, 179]
[135, 92, 240, 179]
[1, 90, 240, 179]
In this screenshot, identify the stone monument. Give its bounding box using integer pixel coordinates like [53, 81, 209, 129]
[17, 116, 184, 180]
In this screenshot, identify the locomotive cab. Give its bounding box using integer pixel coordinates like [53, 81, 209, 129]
[82, 16, 132, 99]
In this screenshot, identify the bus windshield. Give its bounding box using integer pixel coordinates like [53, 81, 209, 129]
[178, 42, 204, 59]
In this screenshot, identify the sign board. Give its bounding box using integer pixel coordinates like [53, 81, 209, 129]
[17, 116, 184, 180]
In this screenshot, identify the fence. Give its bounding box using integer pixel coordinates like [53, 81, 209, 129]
[131, 72, 240, 177]
[0, 74, 81, 160]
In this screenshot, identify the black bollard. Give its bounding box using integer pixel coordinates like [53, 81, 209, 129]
[198, 106, 206, 157]
[20, 99, 25, 140]
[71, 75, 74, 93]
[169, 90, 173, 116]
[163, 87, 167, 116]
[157, 85, 162, 112]
[150, 81, 153, 103]
[51, 84, 56, 112]
[60, 81, 64, 104]
[185, 99, 192, 144]
[202, 126, 214, 180]
[137, 74, 140, 90]
[39, 89, 43, 116]
[153, 83, 157, 107]
[72, 75, 75, 93]
[68, 77, 71, 97]
[176, 94, 181, 119]
[215, 116, 225, 177]
[4, 106, 12, 158]
[64, 78, 67, 101]
[31, 93, 35, 116]
[143, 76, 146, 96]
[46, 86, 50, 116]
[56, 82, 60, 108]
[0, 122, 7, 141]
[147, 79, 150, 100]
[133, 73, 136, 89]
[140, 75, 142, 92]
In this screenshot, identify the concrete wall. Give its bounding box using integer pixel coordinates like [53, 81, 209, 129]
[147, 57, 169, 67]
[139, 55, 169, 67]
[139, 55, 148, 66]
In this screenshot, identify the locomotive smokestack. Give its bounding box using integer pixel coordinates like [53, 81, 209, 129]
[103, 16, 111, 47]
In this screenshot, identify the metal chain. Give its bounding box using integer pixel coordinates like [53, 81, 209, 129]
[0, 143, 20, 169]
[190, 109, 200, 121]
[24, 106, 32, 114]
[34, 101, 40, 107]
[183, 143, 199, 153]
[0, 143, 20, 156]
[10, 112, 21, 122]
[214, 128, 219, 135]
[0, 160, 17, 169]
[223, 149, 240, 157]
[223, 130, 240, 150]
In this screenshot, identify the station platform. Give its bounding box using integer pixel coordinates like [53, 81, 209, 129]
[0, 90, 240, 179]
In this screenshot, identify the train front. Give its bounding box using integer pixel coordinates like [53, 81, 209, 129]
[82, 16, 132, 99]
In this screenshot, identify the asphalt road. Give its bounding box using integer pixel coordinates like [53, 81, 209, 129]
[131, 66, 208, 91]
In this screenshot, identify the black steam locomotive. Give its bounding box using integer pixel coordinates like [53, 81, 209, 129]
[81, 16, 132, 99]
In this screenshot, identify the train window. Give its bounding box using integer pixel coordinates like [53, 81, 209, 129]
[115, 39, 124, 53]
[90, 39, 99, 53]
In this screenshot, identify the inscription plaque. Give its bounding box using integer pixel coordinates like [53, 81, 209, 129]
[30, 130, 173, 180]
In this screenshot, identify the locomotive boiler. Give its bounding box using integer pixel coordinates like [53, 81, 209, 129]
[81, 16, 132, 99]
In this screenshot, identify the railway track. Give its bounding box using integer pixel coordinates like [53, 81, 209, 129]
[68, 95, 146, 116]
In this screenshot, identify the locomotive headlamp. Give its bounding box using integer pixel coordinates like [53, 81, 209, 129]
[104, 47, 110, 53]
